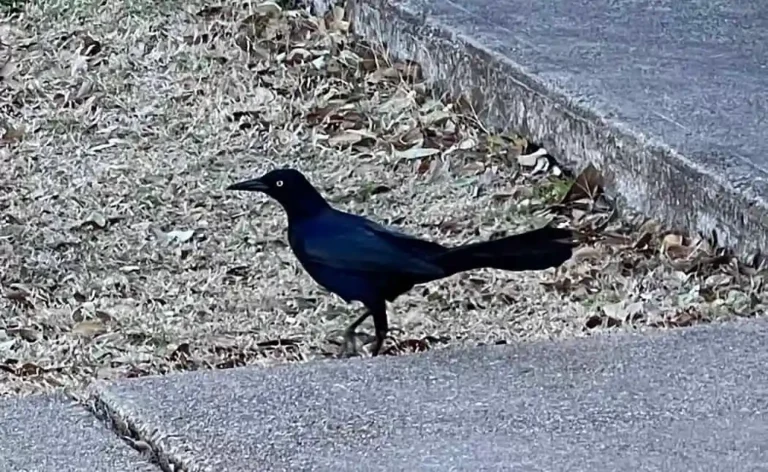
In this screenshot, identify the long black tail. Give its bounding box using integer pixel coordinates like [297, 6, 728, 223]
[435, 226, 576, 276]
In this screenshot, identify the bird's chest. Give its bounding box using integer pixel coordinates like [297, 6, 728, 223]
[287, 221, 380, 304]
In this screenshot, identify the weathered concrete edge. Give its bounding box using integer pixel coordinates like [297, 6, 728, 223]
[86, 383, 203, 472]
[329, 0, 768, 261]
[0, 392, 161, 472]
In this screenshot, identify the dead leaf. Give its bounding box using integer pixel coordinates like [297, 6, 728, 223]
[704, 273, 732, 287]
[169, 342, 191, 362]
[394, 60, 423, 83]
[650, 307, 705, 328]
[81, 211, 107, 229]
[1, 124, 24, 145]
[95, 310, 113, 323]
[166, 229, 195, 244]
[571, 246, 602, 263]
[238, 14, 271, 42]
[367, 67, 401, 84]
[327, 129, 375, 147]
[562, 163, 604, 204]
[196, 5, 226, 18]
[0, 59, 16, 81]
[325, 5, 349, 32]
[72, 319, 107, 338]
[254, 1, 282, 16]
[633, 231, 654, 251]
[624, 301, 646, 322]
[392, 127, 423, 150]
[337, 49, 361, 68]
[421, 109, 452, 127]
[235, 33, 270, 60]
[284, 47, 313, 65]
[585, 313, 622, 329]
[517, 148, 547, 167]
[81, 34, 102, 56]
[394, 146, 440, 160]
[75, 81, 94, 101]
[4, 286, 33, 307]
[661, 233, 692, 259]
[183, 33, 210, 46]
[17, 362, 44, 377]
[601, 301, 625, 319]
[6, 327, 41, 342]
[358, 46, 389, 72]
[458, 137, 477, 150]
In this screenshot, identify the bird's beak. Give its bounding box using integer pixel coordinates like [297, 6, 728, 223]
[226, 178, 269, 192]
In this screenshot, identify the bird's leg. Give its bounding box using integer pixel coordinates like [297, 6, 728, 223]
[370, 305, 389, 357]
[340, 310, 371, 358]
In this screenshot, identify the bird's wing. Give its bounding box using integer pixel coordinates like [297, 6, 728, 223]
[361, 219, 448, 256]
[298, 219, 445, 278]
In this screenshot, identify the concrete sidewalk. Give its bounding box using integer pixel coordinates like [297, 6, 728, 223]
[326, 0, 768, 260]
[87, 320, 768, 471]
[0, 394, 156, 472]
[3, 320, 766, 471]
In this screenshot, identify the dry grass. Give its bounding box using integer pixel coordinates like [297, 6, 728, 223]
[1, 0, 765, 396]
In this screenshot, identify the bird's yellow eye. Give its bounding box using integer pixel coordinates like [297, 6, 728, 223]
[276, 180, 284, 187]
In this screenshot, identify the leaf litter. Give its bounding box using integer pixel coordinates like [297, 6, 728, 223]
[0, 0, 766, 396]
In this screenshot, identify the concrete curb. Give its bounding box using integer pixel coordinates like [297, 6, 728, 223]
[315, 0, 768, 261]
[86, 382, 198, 472]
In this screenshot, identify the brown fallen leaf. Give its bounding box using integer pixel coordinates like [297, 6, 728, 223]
[392, 127, 423, 150]
[72, 319, 107, 338]
[561, 162, 604, 204]
[585, 313, 622, 329]
[4, 285, 33, 307]
[17, 362, 45, 377]
[327, 129, 376, 147]
[306, 104, 339, 125]
[1, 124, 24, 145]
[168, 342, 191, 362]
[661, 233, 693, 259]
[6, 327, 41, 342]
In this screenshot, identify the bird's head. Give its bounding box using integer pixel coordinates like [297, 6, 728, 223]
[227, 168, 329, 219]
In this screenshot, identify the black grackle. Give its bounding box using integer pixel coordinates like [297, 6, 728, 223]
[228, 168, 576, 357]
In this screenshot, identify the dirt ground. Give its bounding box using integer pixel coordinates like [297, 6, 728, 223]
[1, 0, 765, 396]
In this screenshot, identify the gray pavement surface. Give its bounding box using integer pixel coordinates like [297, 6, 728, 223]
[332, 0, 768, 259]
[0, 393, 157, 472]
[92, 320, 768, 472]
